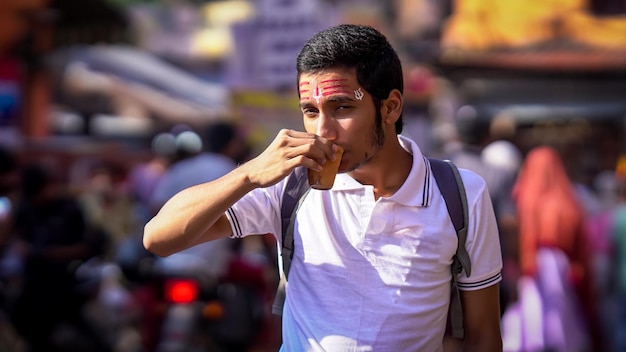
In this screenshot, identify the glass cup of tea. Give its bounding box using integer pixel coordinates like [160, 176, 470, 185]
[308, 145, 344, 190]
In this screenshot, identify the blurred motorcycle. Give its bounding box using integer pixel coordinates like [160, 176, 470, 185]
[116, 235, 267, 352]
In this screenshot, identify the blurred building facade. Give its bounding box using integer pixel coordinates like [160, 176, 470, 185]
[1, 0, 625, 183]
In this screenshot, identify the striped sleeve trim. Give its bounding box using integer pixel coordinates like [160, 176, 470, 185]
[226, 208, 243, 238]
[457, 271, 502, 290]
[421, 156, 431, 207]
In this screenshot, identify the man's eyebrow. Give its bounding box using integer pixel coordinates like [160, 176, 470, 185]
[325, 95, 355, 103]
[299, 101, 315, 109]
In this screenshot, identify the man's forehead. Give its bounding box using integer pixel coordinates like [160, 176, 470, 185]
[298, 71, 363, 102]
[299, 78, 350, 95]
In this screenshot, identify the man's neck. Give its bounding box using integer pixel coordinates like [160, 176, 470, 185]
[349, 139, 413, 200]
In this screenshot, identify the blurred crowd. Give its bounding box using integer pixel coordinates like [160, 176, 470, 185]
[435, 115, 626, 352]
[0, 0, 626, 352]
[0, 120, 283, 352]
[0, 113, 624, 352]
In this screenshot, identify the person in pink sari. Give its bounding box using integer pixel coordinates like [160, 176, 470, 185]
[509, 146, 601, 351]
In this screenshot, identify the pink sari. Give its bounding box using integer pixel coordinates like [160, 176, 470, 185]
[502, 248, 590, 352]
[504, 146, 598, 351]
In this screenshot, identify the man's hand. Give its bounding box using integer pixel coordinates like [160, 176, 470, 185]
[240, 129, 338, 188]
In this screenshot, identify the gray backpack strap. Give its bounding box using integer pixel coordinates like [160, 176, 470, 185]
[429, 158, 471, 340]
[272, 167, 310, 315]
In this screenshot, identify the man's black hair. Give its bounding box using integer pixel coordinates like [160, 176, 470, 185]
[296, 24, 404, 134]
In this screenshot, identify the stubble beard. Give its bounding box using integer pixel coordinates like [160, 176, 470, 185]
[346, 109, 385, 173]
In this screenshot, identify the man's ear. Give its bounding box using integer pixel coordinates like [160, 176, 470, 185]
[382, 89, 403, 125]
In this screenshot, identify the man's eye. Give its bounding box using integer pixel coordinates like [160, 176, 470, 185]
[336, 105, 353, 112]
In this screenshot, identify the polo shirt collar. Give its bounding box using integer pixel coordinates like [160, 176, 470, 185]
[330, 135, 431, 207]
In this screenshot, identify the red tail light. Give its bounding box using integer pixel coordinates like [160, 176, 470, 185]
[164, 279, 199, 304]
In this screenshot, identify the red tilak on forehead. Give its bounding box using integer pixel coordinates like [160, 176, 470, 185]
[322, 86, 351, 96]
[299, 78, 353, 101]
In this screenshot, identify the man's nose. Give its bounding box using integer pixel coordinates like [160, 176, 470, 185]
[316, 113, 337, 140]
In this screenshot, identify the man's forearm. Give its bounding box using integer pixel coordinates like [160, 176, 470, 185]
[143, 166, 256, 256]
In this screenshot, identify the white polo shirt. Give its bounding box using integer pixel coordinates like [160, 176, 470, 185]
[226, 135, 502, 352]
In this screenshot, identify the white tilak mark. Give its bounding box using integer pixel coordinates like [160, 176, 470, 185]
[354, 88, 364, 100]
[312, 79, 322, 104]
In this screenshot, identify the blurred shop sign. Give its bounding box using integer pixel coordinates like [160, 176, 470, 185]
[225, 0, 335, 90]
[438, 0, 626, 73]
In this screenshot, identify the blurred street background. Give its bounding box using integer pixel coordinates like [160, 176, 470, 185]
[1, 0, 626, 351]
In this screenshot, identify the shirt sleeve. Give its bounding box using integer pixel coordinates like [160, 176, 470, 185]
[456, 169, 504, 290]
[225, 180, 284, 242]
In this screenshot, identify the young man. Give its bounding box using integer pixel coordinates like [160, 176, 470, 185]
[144, 24, 503, 351]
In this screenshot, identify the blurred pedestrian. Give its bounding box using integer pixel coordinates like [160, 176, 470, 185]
[77, 163, 134, 260]
[127, 132, 177, 227]
[481, 139, 524, 313]
[11, 161, 106, 352]
[0, 145, 26, 351]
[144, 24, 503, 351]
[149, 121, 249, 214]
[0, 145, 20, 268]
[148, 120, 250, 279]
[118, 131, 177, 281]
[444, 114, 521, 315]
[609, 155, 626, 352]
[504, 146, 601, 352]
[582, 169, 621, 347]
[138, 121, 252, 351]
